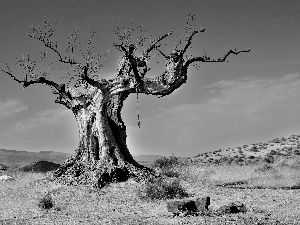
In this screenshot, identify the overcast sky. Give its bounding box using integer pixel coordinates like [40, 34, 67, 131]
[1, 0, 300, 157]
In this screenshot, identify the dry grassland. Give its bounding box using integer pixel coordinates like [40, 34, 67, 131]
[1, 160, 300, 225]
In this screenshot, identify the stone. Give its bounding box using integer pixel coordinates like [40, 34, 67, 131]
[218, 201, 247, 214]
[180, 200, 198, 213]
[167, 196, 210, 216]
[195, 196, 210, 212]
[167, 200, 197, 216]
[0, 175, 14, 181]
[0, 164, 8, 171]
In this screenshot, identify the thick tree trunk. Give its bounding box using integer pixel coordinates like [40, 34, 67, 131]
[53, 90, 153, 188]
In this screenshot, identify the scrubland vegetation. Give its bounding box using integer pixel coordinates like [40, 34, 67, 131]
[1, 154, 300, 224]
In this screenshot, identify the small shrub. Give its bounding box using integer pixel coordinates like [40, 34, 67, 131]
[250, 147, 260, 152]
[255, 164, 273, 173]
[153, 156, 179, 170]
[163, 170, 180, 178]
[264, 154, 275, 163]
[38, 194, 54, 210]
[269, 150, 277, 155]
[294, 150, 300, 155]
[272, 138, 281, 143]
[137, 177, 188, 200]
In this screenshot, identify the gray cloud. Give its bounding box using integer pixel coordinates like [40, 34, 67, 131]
[0, 109, 71, 136]
[0, 98, 28, 120]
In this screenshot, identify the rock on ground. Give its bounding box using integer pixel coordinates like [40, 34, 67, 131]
[0, 164, 8, 171]
[167, 196, 210, 216]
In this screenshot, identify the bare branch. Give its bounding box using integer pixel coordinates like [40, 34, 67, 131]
[32, 36, 78, 65]
[29, 23, 79, 65]
[1, 63, 20, 83]
[184, 48, 251, 68]
[1, 65, 74, 108]
[157, 49, 169, 59]
[180, 28, 205, 56]
[143, 31, 172, 58]
[80, 65, 108, 90]
[113, 43, 128, 54]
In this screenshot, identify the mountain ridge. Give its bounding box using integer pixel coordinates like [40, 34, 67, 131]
[189, 133, 300, 165]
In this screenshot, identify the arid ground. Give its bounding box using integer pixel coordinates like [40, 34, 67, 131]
[1, 134, 300, 224]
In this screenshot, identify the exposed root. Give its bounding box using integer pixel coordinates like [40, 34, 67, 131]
[53, 156, 155, 188]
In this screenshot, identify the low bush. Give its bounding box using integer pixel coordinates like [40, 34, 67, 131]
[294, 150, 300, 155]
[153, 156, 179, 170]
[136, 177, 188, 200]
[269, 150, 277, 155]
[163, 170, 180, 178]
[264, 154, 275, 163]
[38, 194, 54, 209]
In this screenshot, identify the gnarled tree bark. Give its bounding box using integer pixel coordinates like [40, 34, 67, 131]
[54, 89, 148, 187]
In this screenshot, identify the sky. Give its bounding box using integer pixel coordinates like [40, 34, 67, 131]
[1, 0, 300, 157]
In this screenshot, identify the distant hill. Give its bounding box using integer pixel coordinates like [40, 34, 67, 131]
[132, 155, 164, 162]
[188, 133, 300, 166]
[133, 155, 189, 166]
[0, 149, 185, 169]
[133, 155, 188, 162]
[0, 149, 71, 169]
[4, 132, 300, 170]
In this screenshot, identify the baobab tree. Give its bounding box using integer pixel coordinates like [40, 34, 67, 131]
[1, 19, 249, 187]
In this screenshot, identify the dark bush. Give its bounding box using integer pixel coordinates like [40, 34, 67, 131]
[137, 177, 188, 200]
[264, 154, 275, 163]
[38, 194, 54, 209]
[294, 150, 300, 155]
[272, 138, 281, 143]
[21, 161, 60, 173]
[153, 156, 179, 170]
[163, 170, 180, 178]
[269, 150, 277, 155]
[250, 147, 260, 152]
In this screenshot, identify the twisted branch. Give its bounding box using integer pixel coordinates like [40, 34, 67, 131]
[184, 48, 251, 68]
[80, 65, 108, 91]
[1, 65, 74, 108]
[143, 31, 172, 58]
[29, 28, 78, 65]
[180, 28, 205, 57]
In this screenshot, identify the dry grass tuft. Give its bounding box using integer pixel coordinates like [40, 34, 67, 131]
[38, 194, 54, 209]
